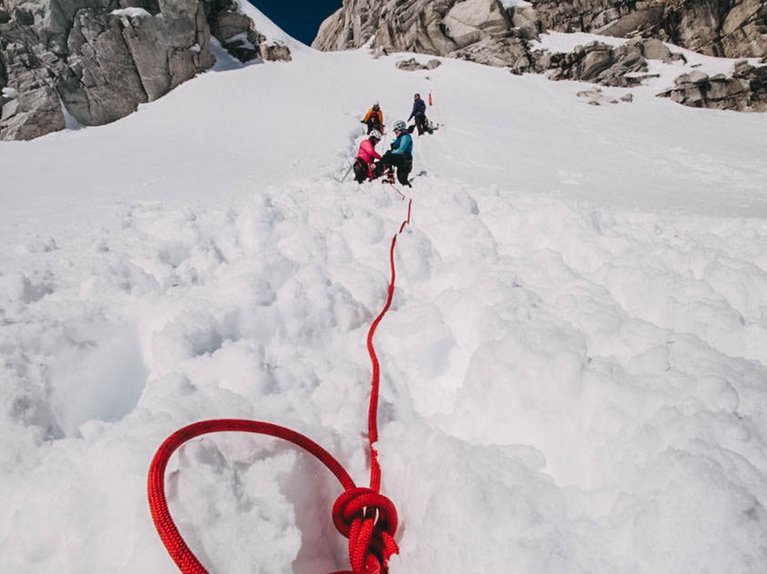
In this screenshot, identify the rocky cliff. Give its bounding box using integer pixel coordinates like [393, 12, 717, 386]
[315, 0, 767, 59]
[533, 0, 767, 59]
[313, 0, 767, 112]
[313, 0, 542, 72]
[658, 59, 767, 109]
[0, 0, 290, 141]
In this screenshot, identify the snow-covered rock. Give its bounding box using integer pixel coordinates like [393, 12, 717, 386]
[658, 60, 767, 111]
[314, 0, 767, 111]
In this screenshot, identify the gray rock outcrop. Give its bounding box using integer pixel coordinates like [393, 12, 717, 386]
[314, 0, 691, 82]
[576, 86, 635, 104]
[313, 0, 541, 73]
[0, 63, 64, 140]
[538, 38, 681, 86]
[315, 0, 767, 60]
[316, 0, 765, 113]
[1, 8, 66, 140]
[261, 40, 291, 62]
[657, 60, 767, 110]
[542, 41, 648, 86]
[0, 0, 215, 139]
[0, 0, 290, 141]
[396, 57, 442, 71]
[207, 0, 272, 63]
[532, 0, 767, 59]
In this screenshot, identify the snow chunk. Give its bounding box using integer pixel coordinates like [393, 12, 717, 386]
[110, 8, 150, 18]
[2, 87, 18, 99]
[500, 0, 532, 7]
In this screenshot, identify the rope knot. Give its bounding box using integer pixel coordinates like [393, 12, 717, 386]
[332, 487, 399, 574]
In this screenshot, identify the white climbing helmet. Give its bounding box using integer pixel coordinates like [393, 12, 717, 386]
[393, 120, 407, 132]
[369, 129, 383, 140]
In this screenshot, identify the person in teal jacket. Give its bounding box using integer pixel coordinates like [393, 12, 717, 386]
[380, 120, 413, 186]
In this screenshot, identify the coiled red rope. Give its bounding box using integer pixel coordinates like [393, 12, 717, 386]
[148, 199, 413, 574]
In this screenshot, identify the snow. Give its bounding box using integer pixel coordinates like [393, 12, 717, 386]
[110, 7, 151, 18]
[535, 31, 633, 53]
[500, 0, 533, 8]
[2, 3, 767, 573]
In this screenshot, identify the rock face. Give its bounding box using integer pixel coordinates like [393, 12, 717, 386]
[207, 0, 277, 64]
[0, 64, 64, 140]
[538, 37, 683, 86]
[313, 0, 542, 73]
[542, 40, 644, 86]
[0, 0, 289, 141]
[261, 40, 291, 62]
[532, 0, 767, 59]
[315, 0, 766, 112]
[658, 60, 767, 110]
[314, 0, 767, 60]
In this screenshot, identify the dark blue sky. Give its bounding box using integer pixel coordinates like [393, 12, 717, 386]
[249, 0, 343, 45]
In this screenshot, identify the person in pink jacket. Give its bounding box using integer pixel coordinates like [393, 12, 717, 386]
[353, 129, 383, 184]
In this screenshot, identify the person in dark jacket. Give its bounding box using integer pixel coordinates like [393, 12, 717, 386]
[380, 120, 413, 186]
[407, 93, 432, 136]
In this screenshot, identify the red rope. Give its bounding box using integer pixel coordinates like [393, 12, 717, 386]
[147, 199, 414, 573]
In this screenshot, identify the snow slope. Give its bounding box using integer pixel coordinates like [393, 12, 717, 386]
[2, 4, 767, 573]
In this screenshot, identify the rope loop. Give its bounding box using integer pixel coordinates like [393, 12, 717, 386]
[332, 487, 399, 573]
[148, 196, 414, 574]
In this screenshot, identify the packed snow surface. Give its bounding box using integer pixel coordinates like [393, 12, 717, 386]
[2, 4, 767, 573]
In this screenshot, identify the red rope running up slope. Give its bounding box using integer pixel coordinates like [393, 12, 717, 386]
[148, 199, 413, 574]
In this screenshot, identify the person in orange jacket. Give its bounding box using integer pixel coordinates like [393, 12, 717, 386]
[361, 102, 384, 135]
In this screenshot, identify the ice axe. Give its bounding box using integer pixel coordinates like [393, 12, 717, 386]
[340, 160, 355, 182]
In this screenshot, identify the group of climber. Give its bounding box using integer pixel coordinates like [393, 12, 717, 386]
[353, 93, 434, 187]
[353, 120, 413, 186]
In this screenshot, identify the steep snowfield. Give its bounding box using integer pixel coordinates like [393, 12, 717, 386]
[2, 5, 767, 573]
